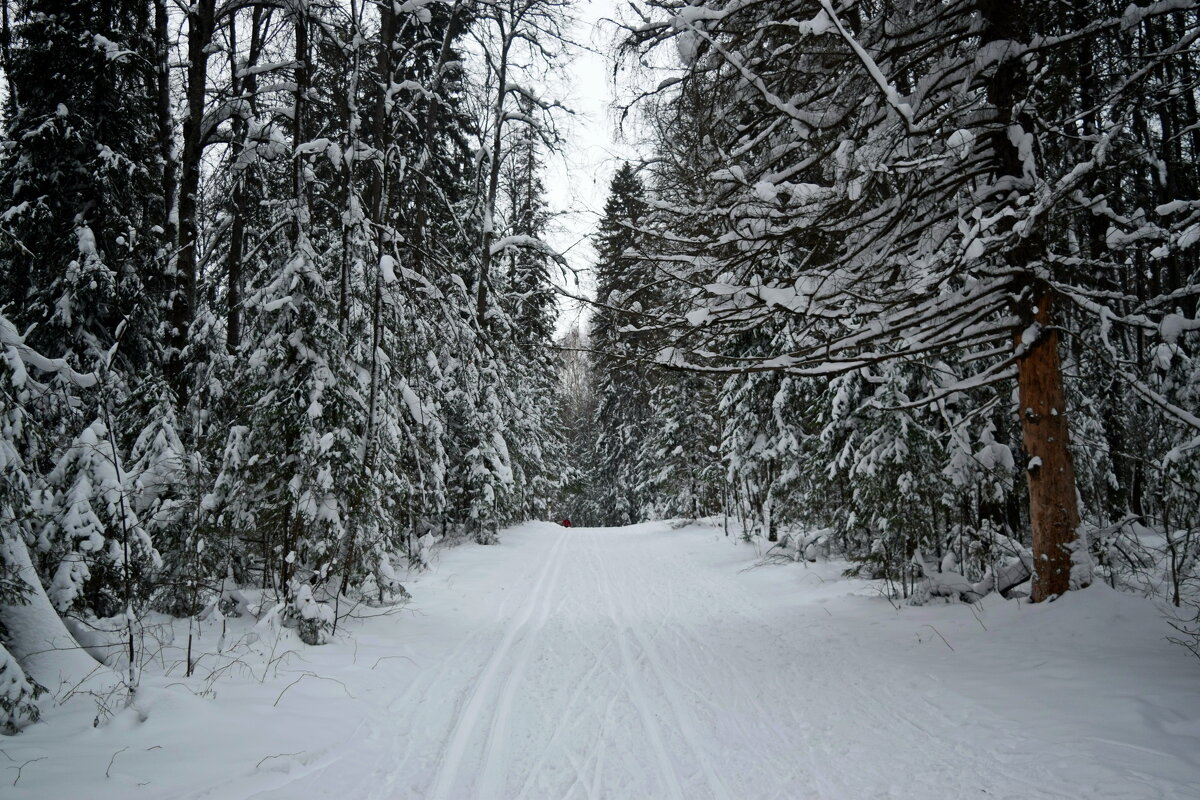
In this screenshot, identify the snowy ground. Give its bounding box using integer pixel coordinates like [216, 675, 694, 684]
[6, 521, 1200, 799]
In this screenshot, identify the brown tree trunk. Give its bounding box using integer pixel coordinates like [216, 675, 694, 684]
[981, 0, 1087, 602]
[1017, 289, 1083, 601]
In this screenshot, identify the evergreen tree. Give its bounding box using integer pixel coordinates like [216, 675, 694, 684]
[495, 112, 566, 522]
[588, 164, 657, 525]
[37, 418, 157, 617]
[0, 0, 165, 373]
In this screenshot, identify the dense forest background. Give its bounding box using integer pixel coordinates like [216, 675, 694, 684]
[1, 0, 1199, 733]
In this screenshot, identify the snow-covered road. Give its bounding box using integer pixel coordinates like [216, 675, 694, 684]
[10, 521, 1200, 799]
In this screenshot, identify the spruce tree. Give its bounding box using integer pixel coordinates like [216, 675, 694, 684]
[0, 0, 165, 373]
[589, 164, 656, 525]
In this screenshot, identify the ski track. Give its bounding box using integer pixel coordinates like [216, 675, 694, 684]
[193, 522, 1200, 800]
[428, 527, 571, 800]
[590, 527, 733, 800]
[587, 527, 688, 800]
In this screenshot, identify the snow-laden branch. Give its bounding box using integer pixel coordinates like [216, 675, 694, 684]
[488, 234, 567, 265]
[0, 316, 97, 389]
[817, 0, 914, 129]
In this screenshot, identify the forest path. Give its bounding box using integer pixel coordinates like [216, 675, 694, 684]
[238, 522, 1200, 800]
[12, 522, 1198, 800]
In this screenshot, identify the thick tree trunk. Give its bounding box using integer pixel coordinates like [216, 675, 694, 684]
[981, 0, 1087, 602]
[153, 0, 176, 250]
[292, 8, 310, 241]
[1017, 290, 1084, 601]
[225, 7, 266, 353]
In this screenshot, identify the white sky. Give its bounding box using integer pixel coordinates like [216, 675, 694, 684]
[541, 0, 641, 337]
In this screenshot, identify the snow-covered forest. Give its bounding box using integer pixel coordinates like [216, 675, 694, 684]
[0, 0, 577, 726]
[0, 0, 1198, 795]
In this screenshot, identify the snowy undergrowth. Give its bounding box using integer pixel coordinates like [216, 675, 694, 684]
[1, 576, 422, 795]
[4, 521, 1198, 799]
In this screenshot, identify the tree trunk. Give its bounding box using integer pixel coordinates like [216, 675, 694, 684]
[225, 6, 267, 353]
[153, 0, 176, 251]
[1017, 289, 1084, 601]
[292, 7, 310, 242]
[477, 23, 511, 328]
[168, 0, 216, 390]
[980, 0, 1087, 602]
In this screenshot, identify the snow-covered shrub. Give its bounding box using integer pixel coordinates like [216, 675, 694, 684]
[38, 419, 159, 617]
[287, 583, 334, 646]
[0, 642, 43, 734]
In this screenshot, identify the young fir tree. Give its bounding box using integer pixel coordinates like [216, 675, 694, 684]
[37, 418, 158, 617]
[0, 320, 45, 731]
[588, 164, 657, 525]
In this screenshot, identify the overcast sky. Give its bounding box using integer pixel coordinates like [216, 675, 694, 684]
[542, 0, 641, 337]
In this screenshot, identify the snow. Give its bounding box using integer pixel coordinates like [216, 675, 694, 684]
[488, 234, 559, 259]
[1160, 312, 1198, 344]
[379, 254, 397, 284]
[947, 128, 974, 159]
[75, 225, 98, 259]
[6, 522, 1199, 798]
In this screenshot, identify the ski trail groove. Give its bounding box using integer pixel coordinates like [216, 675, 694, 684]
[586, 529, 688, 800]
[428, 528, 570, 800]
[474, 530, 572, 799]
[608, 537, 735, 800]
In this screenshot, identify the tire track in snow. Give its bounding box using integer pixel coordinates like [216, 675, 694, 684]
[427, 526, 570, 800]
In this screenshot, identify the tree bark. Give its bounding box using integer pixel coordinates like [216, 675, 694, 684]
[153, 0, 176, 251]
[980, 0, 1087, 602]
[225, 7, 267, 353]
[477, 13, 512, 328]
[292, 6, 310, 242]
[1016, 289, 1083, 601]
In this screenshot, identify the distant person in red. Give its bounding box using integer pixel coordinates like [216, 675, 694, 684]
[561, 518, 572, 527]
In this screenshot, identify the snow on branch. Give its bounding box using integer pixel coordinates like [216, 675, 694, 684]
[488, 235, 567, 265]
[0, 316, 97, 389]
[817, 0, 914, 130]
